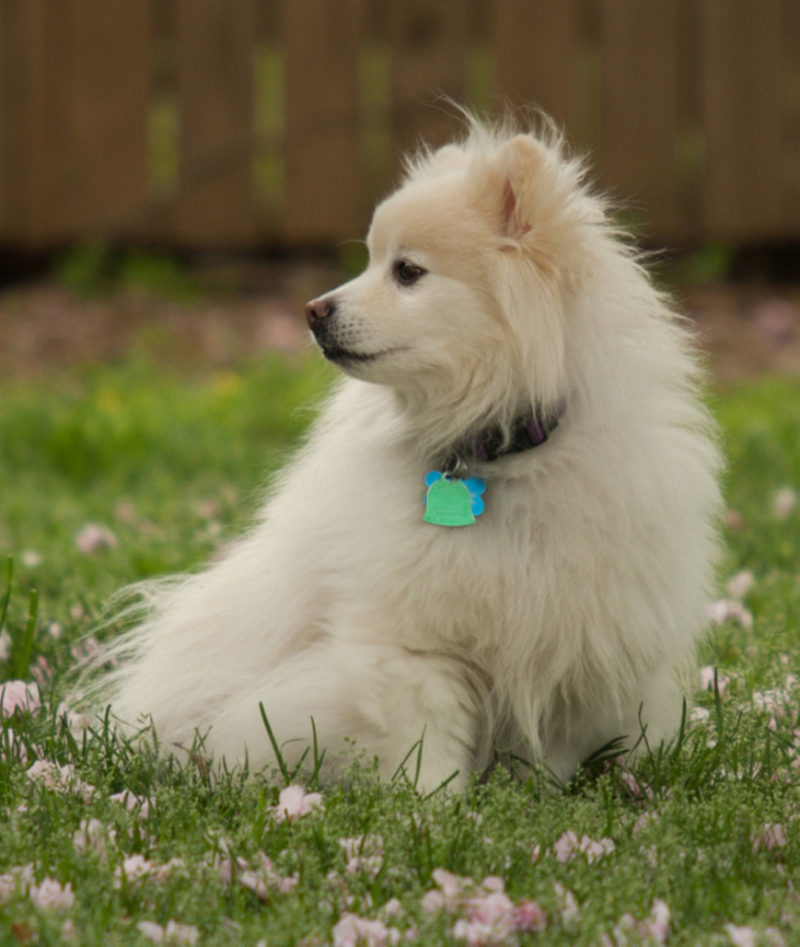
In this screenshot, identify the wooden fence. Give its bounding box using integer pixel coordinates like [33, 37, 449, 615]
[1, 0, 800, 251]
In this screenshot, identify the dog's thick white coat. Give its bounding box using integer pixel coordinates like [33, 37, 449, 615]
[101, 121, 721, 791]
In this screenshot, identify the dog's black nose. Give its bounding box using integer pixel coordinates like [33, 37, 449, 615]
[305, 297, 336, 329]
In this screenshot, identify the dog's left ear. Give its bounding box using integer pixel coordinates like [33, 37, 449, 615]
[489, 135, 562, 276]
[478, 134, 568, 406]
[498, 136, 544, 240]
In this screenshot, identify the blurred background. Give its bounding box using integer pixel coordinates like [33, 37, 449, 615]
[1, 0, 800, 381]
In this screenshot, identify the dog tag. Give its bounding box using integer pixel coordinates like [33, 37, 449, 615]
[424, 472, 486, 527]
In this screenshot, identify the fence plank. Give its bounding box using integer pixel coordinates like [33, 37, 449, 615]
[390, 0, 467, 170]
[0, 0, 53, 244]
[493, 0, 573, 130]
[0, 1, 5, 236]
[702, 0, 783, 240]
[783, 0, 800, 229]
[175, 0, 257, 247]
[600, 0, 682, 241]
[67, 0, 149, 239]
[283, 0, 364, 243]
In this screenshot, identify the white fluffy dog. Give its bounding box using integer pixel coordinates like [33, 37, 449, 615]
[99, 118, 721, 792]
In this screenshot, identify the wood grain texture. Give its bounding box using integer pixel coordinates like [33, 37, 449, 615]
[493, 0, 574, 130]
[600, 0, 682, 240]
[283, 0, 364, 243]
[702, 0, 783, 240]
[175, 0, 257, 247]
[390, 0, 467, 171]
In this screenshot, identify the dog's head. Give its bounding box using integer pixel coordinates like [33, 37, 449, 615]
[306, 122, 602, 449]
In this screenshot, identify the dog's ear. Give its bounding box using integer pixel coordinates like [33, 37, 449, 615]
[479, 135, 567, 406]
[491, 135, 562, 277]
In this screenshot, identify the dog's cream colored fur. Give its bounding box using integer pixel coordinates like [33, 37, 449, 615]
[98, 119, 721, 792]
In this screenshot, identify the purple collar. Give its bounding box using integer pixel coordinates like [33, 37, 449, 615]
[443, 402, 564, 474]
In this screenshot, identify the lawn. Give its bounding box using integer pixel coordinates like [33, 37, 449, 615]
[1, 350, 800, 946]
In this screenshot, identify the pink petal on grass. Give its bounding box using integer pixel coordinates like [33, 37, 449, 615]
[164, 921, 199, 945]
[707, 600, 753, 629]
[512, 901, 547, 933]
[752, 823, 787, 853]
[553, 830, 578, 865]
[725, 924, 757, 947]
[642, 899, 671, 944]
[136, 921, 165, 943]
[29, 878, 74, 910]
[75, 523, 117, 555]
[114, 854, 155, 886]
[110, 789, 151, 820]
[774, 488, 797, 521]
[26, 760, 94, 801]
[333, 913, 397, 947]
[0, 681, 40, 716]
[272, 784, 324, 822]
[464, 891, 515, 926]
[726, 570, 754, 600]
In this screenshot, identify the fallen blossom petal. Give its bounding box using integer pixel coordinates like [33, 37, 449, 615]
[333, 913, 395, 947]
[152, 858, 185, 883]
[137, 921, 164, 943]
[431, 868, 468, 899]
[642, 899, 670, 944]
[753, 823, 787, 852]
[725, 924, 756, 947]
[218, 855, 249, 885]
[764, 929, 786, 947]
[29, 878, 74, 910]
[511, 900, 547, 933]
[553, 830, 578, 865]
[421, 890, 446, 915]
[690, 706, 710, 723]
[553, 883, 580, 927]
[0, 681, 40, 716]
[164, 921, 199, 945]
[579, 835, 615, 864]
[272, 784, 324, 822]
[451, 918, 495, 947]
[774, 488, 797, 520]
[239, 871, 269, 901]
[531, 843, 540, 865]
[707, 599, 753, 629]
[340, 835, 384, 880]
[727, 570, 754, 599]
[380, 899, 404, 921]
[73, 818, 114, 857]
[0, 873, 16, 903]
[632, 811, 659, 836]
[110, 789, 151, 819]
[26, 760, 94, 801]
[465, 891, 515, 926]
[1, 728, 31, 764]
[75, 523, 117, 555]
[114, 854, 155, 886]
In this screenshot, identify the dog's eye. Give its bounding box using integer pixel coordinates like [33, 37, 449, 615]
[393, 259, 427, 287]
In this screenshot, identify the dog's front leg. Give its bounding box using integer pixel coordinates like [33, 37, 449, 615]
[204, 640, 482, 794]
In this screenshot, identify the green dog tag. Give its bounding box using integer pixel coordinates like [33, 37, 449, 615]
[424, 476, 476, 527]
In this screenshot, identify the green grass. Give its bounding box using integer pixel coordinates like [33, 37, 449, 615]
[1, 356, 800, 946]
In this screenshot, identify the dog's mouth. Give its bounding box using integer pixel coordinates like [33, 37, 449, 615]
[320, 344, 400, 365]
